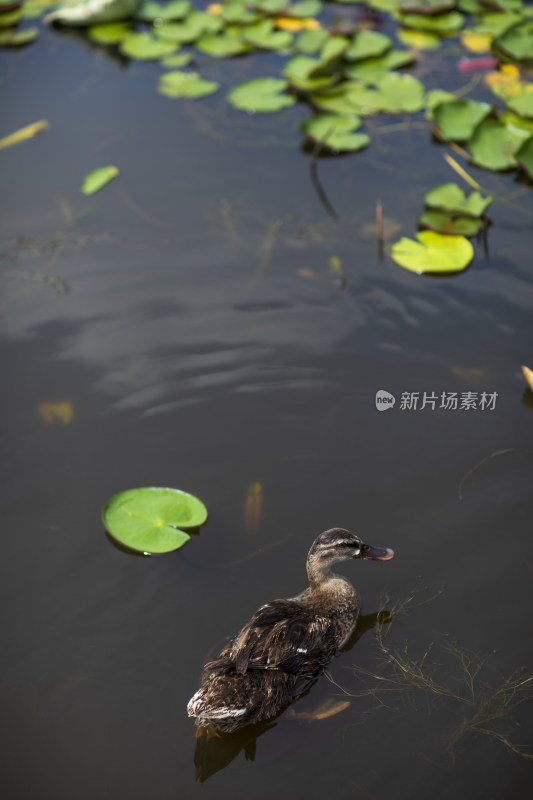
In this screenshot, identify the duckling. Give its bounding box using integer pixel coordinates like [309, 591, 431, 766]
[187, 528, 394, 732]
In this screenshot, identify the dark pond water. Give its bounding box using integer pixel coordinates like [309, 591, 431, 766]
[2, 10, 533, 800]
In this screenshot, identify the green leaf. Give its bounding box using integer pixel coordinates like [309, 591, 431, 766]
[344, 29, 392, 61]
[390, 231, 474, 274]
[398, 10, 465, 32]
[155, 11, 222, 44]
[425, 89, 456, 116]
[397, 27, 441, 49]
[220, 3, 260, 24]
[80, 166, 119, 195]
[468, 118, 531, 170]
[158, 70, 219, 98]
[301, 113, 370, 152]
[295, 28, 328, 53]
[343, 49, 415, 81]
[284, 56, 336, 91]
[399, 0, 455, 13]
[433, 99, 492, 141]
[228, 77, 296, 112]
[471, 11, 522, 38]
[290, 0, 322, 16]
[500, 110, 533, 133]
[196, 32, 250, 57]
[418, 210, 483, 236]
[0, 8, 21, 27]
[504, 92, 533, 119]
[120, 32, 177, 59]
[318, 35, 349, 66]
[102, 486, 208, 554]
[516, 135, 533, 177]
[424, 182, 493, 217]
[373, 71, 426, 113]
[136, 0, 191, 21]
[494, 21, 533, 62]
[160, 51, 193, 67]
[0, 25, 38, 46]
[243, 20, 293, 50]
[88, 21, 131, 44]
[311, 82, 370, 115]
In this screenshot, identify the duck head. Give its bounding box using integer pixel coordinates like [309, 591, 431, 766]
[307, 528, 394, 584]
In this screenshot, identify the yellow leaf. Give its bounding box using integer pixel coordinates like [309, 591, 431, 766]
[291, 699, 351, 721]
[297, 268, 315, 278]
[461, 30, 492, 54]
[38, 402, 74, 425]
[244, 482, 263, 535]
[207, 3, 223, 13]
[484, 65, 522, 98]
[275, 17, 321, 32]
[522, 365, 533, 392]
[0, 120, 49, 151]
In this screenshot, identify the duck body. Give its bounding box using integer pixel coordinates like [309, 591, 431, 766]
[187, 528, 394, 732]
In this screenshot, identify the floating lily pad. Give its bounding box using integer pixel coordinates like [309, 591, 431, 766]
[0, 25, 38, 45]
[81, 165, 118, 195]
[468, 117, 531, 169]
[295, 27, 328, 53]
[137, 0, 191, 21]
[425, 88, 456, 115]
[158, 70, 219, 98]
[398, 10, 465, 32]
[494, 21, 533, 62]
[418, 210, 484, 236]
[155, 11, 222, 43]
[504, 91, 533, 119]
[471, 11, 522, 37]
[120, 31, 177, 58]
[373, 72, 426, 113]
[284, 56, 336, 91]
[500, 109, 533, 133]
[88, 21, 131, 43]
[228, 77, 296, 112]
[243, 19, 293, 50]
[220, 4, 260, 23]
[433, 98, 492, 141]
[344, 29, 392, 61]
[481, 0, 523, 12]
[397, 27, 441, 49]
[390, 231, 474, 274]
[343, 49, 415, 81]
[196, 32, 250, 57]
[301, 113, 370, 152]
[319, 35, 349, 65]
[311, 82, 369, 115]
[102, 486, 208, 554]
[0, 8, 21, 26]
[424, 182, 493, 216]
[290, 0, 322, 15]
[516, 135, 533, 177]
[399, 0, 455, 12]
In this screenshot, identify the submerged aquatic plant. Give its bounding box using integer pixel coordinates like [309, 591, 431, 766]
[335, 593, 533, 762]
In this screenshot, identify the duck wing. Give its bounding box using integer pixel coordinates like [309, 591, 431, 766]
[227, 598, 336, 677]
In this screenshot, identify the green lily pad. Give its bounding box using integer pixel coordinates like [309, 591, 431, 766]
[158, 70, 219, 98]
[399, 0, 455, 13]
[433, 98, 492, 141]
[161, 51, 192, 67]
[516, 135, 533, 177]
[481, 0, 523, 12]
[398, 10, 465, 32]
[343, 49, 415, 81]
[120, 31, 177, 58]
[284, 56, 336, 92]
[500, 110, 533, 133]
[0, 25, 38, 45]
[471, 11, 522, 37]
[88, 21, 131, 43]
[253, 0, 286, 12]
[504, 92, 533, 119]
[319, 35, 349, 66]
[373, 71, 426, 113]
[494, 21, 533, 62]
[220, 3, 260, 23]
[155, 11, 222, 43]
[290, 0, 322, 15]
[0, 8, 21, 26]
[468, 117, 531, 170]
[243, 20, 293, 50]
[425, 88, 456, 115]
[295, 27, 328, 53]
[418, 210, 483, 236]
[102, 486, 208, 554]
[344, 29, 392, 61]
[311, 82, 369, 115]
[228, 77, 296, 112]
[136, 0, 191, 21]
[397, 27, 441, 49]
[80, 165, 119, 195]
[301, 113, 370, 152]
[390, 230, 474, 274]
[196, 32, 250, 57]
[424, 182, 493, 216]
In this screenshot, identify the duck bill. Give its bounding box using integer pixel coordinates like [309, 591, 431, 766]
[359, 544, 394, 561]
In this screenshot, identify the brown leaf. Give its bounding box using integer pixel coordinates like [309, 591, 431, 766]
[38, 401, 74, 424]
[244, 482, 263, 535]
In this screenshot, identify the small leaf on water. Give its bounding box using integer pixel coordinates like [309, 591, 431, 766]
[468, 118, 531, 171]
[0, 25, 38, 46]
[494, 20, 533, 62]
[275, 16, 321, 32]
[390, 231, 474, 274]
[244, 482, 263, 535]
[196, 32, 249, 57]
[418, 209, 483, 236]
[228, 78, 296, 113]
[461, 29, 492, 53]
[432, 98, 492, 142]
[160, 51, 193, 67]
[301, 113, 370, 152]
[398, 10, 465, 33]
[80, 166, 119, 195]
[38, 401, 74, 425]
[516, 135, 533, 177]
[424, 182, 493, 217]
[120, 32, 177, 59]
[522, 365, 533, 392]
[158, 70, 219, 98]
[397, 27, 441, 49]
[102, 487, 208, 554]
[136, 0, 191, 21]
[88, 22, 131, 44]
[344, 29, 392, 61]
[0, 119, 48, 149]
